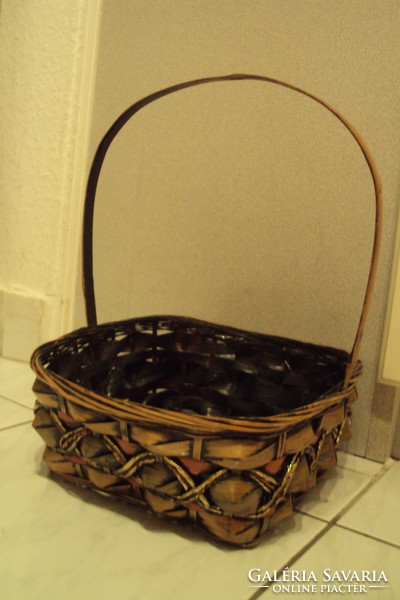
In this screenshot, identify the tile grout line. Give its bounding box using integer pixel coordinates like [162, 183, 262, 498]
[293, 508, 400, 549]
[0, 420, 32, 433]
[247, 521, 334, 600]
[334, 522, 400, 550]
[247, 459, 394, 600]
[293, 509, 329, 522]
[0, 394, 33, 411]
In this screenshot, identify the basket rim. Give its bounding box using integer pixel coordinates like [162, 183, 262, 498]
[31, 315, 362, 437]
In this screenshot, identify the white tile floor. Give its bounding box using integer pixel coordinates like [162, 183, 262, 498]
[1, 357, 399, 600]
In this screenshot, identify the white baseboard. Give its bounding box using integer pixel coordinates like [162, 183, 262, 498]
[0, 290, 55, 362]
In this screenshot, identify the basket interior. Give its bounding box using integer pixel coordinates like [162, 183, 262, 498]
[39, 316, 350, 419]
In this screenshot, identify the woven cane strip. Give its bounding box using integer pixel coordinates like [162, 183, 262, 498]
[276, 432, 287, 459]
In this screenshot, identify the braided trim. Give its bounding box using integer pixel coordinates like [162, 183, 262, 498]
[46, 408, 311, 519]
[162, 456, 196, 493]
[48, 441, 304, 519]
[334, 412, 350, 445]
[116, 452, 158, 478]
[310, 431, 327, 472]
[248, 469, 279, 494]
[50, 410, 67, 434]
[175, 469, 229, 508]
[102, 435, 126, 465]
[59, 427, 90, 452]
[247, 452, 302, 519]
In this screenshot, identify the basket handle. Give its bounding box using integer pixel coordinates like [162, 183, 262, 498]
[82, 74, 382, 386]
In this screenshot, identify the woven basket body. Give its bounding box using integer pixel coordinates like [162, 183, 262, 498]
[31, 75, 381, 547]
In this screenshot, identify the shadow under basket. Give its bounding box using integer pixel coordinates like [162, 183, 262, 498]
[31, 74, 381, 548]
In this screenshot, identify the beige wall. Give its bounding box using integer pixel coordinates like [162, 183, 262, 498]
[0, 0, 101, 359]
[75, 0, 400, 457]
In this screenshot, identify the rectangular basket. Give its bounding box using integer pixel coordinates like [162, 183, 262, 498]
[31, 74, 381, 547]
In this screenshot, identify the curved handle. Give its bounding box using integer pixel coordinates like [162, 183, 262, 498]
[82, 73, 382, 382]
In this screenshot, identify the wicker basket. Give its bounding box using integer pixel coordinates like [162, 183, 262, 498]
[31, 74, 382, 548]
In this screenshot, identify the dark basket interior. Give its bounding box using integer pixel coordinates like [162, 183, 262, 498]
[39, 316, 350, 419]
